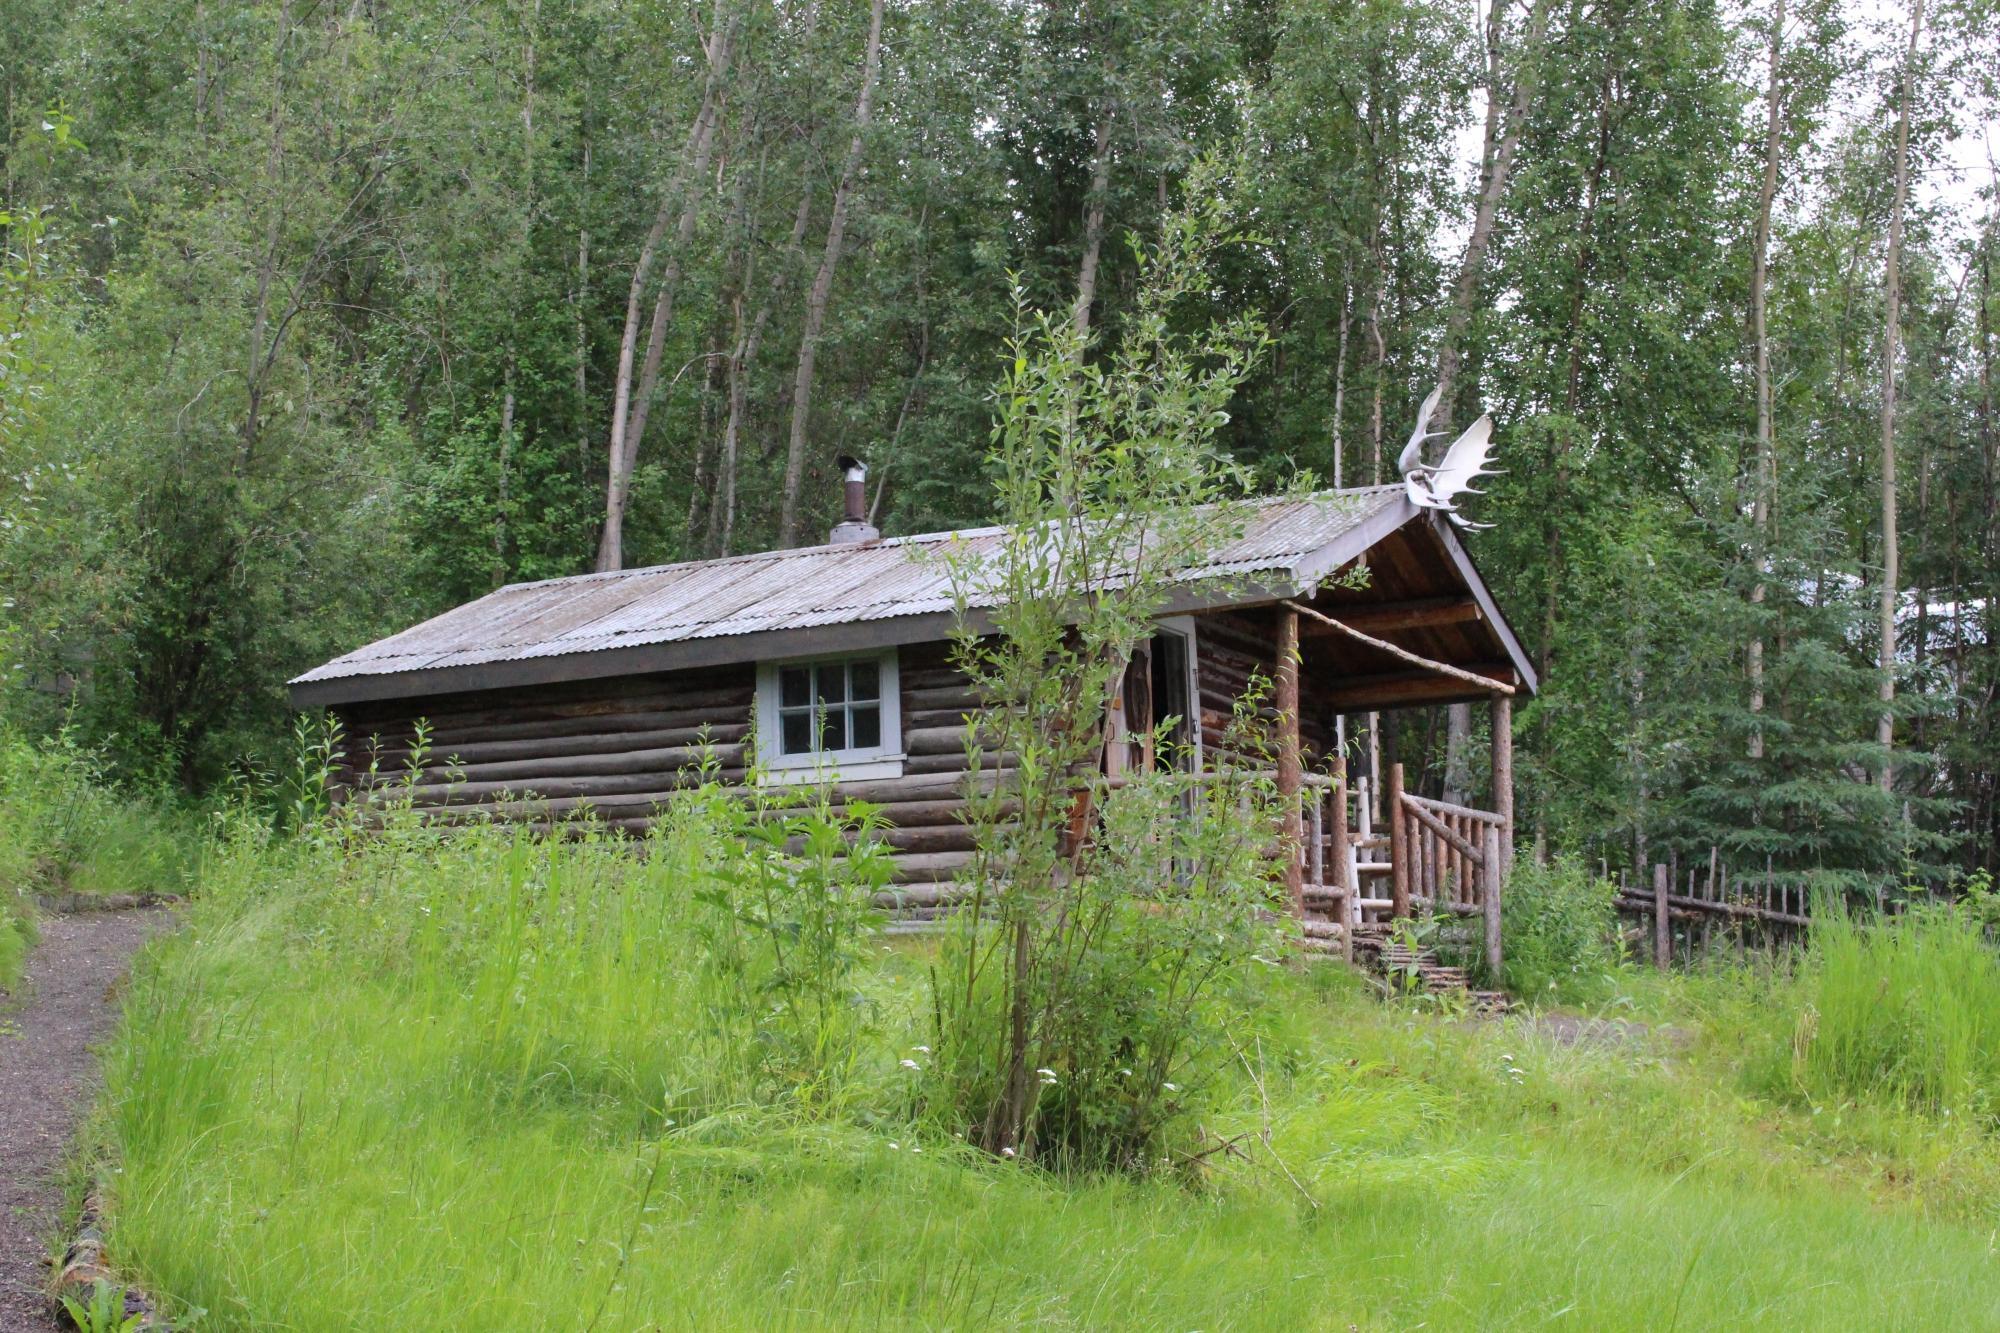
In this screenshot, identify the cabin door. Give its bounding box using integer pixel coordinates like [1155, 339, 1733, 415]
[1119, 618, 1199, 776]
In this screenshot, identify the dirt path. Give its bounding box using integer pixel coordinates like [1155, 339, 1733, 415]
[0, 908, 175, 1332]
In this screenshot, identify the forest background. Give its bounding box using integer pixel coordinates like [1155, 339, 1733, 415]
[1, 0, 1996, 886]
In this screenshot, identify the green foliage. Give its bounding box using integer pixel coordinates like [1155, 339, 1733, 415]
[1499, 855, 1626, 1004]
[59, 1280, 145, 1333]
[0, 725, 195, 986]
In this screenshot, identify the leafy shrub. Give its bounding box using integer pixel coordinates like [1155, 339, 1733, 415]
[926, 766, 1284, 1171]
[1779, 899, 2000, 1120]
[687, 787, 894, 1109]
[923, 165, 1290, 1171]
[1498, 855, 1624, 1003]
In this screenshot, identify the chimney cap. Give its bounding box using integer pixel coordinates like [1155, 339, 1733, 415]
[830, 453, 878, 545]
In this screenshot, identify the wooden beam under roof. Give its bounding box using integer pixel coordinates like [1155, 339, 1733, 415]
[1322, 662, 1518, 711]
[1300, 597, 1480, 634]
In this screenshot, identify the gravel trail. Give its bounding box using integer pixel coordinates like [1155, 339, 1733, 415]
[0, 908, 174, 1332]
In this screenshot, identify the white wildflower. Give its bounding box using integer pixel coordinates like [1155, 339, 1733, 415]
[900, 1058, 922, 1071]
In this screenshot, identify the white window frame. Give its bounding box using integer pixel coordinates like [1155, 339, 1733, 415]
[754, 648, 904, 784]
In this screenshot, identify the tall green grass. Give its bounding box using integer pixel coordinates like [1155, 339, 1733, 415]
[1774, 900, 2000, 1119]
[93, 803, 2000, 1328]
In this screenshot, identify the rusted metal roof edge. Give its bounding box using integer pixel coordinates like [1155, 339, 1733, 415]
[290, 565, 1338, 710]
[290, 610, 973, 709]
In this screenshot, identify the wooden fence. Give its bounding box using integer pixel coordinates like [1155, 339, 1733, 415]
[1612, 856, 1815, 968]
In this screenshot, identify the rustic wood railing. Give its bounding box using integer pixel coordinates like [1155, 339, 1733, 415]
[1384, 783, 1503, 980]
[877, 761, 1510, 978]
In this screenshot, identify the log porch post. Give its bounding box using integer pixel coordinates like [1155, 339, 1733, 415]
[1276, 604, 1304, 917]
[1490, 692, 1514, 876]
[1482, 820, 1503, 980]
[1388, 760, 1410, 919]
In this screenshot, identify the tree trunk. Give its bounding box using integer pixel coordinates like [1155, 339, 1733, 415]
[1431, 0, 1551, 428]
[1442, 704, 1473, 806]
[713, 186, 814, 557]
[1748, 0, 1784, 760]
[493, 381, 515, 588]
[573, 134, 592, 473]
[494, 0, 539, 590]
[1070, 106, 1116, 338]
[596, 2, 739, 573]
[777, 0, 887, 548]
[1877, 0, 1924, 794]
[1330, 265, 1352, 486]
[1438, 0, 1551, 801]
[242, 0, 295, 464]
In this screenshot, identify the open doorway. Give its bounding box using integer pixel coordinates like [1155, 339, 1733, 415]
[1119, 618, 1200, 776]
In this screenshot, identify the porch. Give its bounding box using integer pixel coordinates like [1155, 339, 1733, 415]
[1189, 509, 1530, 979]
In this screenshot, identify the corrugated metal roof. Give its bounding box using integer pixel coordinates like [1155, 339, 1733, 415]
[293, 487, 1406, 692]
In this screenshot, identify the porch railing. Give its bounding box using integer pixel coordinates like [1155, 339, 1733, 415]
[1293, 762, 1508, 977]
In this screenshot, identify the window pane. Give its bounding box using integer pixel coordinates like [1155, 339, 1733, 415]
[850, 660, 880, 701]
[780, 667, 810, 708]
[817, 666, 845, 706]
[780, 710, 813, 755]
[818, 706, 846, 752]
[850, 704, 880, 750]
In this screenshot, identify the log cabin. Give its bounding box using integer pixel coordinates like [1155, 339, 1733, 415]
[291, 464, 1537, 963]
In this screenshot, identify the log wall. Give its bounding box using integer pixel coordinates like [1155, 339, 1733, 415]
[1194, 608, 1337, 770]
[327, 620, 1309, 916]
[331, 640, 993, 893]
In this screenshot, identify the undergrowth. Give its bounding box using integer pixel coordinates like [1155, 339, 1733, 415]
[90, 798, 2000, 1329]
[0, 728, 196, 988]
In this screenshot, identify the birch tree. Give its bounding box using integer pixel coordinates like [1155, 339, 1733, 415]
[777, 0, 886, 548]
[1875, 0, 1924, 794]
[597, 0, 741, 572]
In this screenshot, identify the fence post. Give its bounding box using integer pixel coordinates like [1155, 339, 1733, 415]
[1482, 821, 1502, 981]
[1653, 863, 1670, 971]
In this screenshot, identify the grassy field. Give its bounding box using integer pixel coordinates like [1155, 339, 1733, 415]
[89, 811, 2000, 1330]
